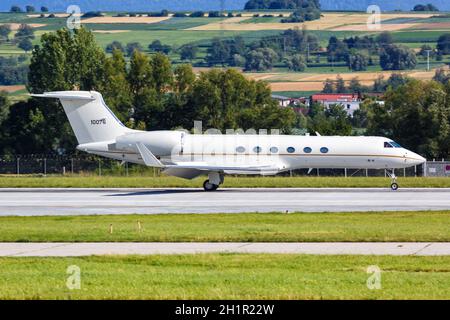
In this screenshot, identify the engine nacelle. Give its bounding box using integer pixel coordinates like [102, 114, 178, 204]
[116, 131, 183, 157]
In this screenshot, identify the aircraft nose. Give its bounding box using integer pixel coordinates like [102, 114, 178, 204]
[406, 151, 426, 165]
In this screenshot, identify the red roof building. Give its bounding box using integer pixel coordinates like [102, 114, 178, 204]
[311, 93, 362, 115]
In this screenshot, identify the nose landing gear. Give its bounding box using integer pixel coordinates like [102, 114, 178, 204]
[386, 170, 399, 191]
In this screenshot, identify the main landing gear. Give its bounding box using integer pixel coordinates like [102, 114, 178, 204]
[386, 169, 399, 191]
[203, 172, 224, 191]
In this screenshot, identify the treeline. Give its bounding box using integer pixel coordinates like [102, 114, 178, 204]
[0, 23, 36, 53]
[0, 27, 296, 155]
[245, 0, 321, 22]
[126, 28, 449, 74]
[413, 3, 439, 11]
[204, 27, 319, 71]
[304, 76, 450, 159]
[10, 5, 48, 13]
[0, 56, 28, 85]
[321, 73, 412, 94]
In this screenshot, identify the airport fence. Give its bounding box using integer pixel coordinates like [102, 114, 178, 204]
[0, 154, 446, 177]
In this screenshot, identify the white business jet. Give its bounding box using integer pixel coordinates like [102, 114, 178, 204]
[32, 91, 426, 191]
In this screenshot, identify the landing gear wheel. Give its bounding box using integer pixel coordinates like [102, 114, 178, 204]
[203, 180, 218, 191]
[386, 169, 399, 191]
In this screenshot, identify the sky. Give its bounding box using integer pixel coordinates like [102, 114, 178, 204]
[0, 0, 449, 12]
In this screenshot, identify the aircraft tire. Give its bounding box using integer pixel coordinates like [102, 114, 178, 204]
[391, 183, 399, 191]
[203, 180, 218, 191]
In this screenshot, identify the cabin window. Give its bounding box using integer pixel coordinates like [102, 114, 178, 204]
[253, 146, 262, 153]
[236, 146, 246, 153]
[287, 147, 295, 153]
[384, 142, 393, 148]
[270, 147, 279, 154]
[320, 147, 329, 154]
[303, 147, 312, 153]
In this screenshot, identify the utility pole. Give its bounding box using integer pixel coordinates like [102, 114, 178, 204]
[220, 0, 225, 36]
[306, 42, 310, 62]
[425, 49, 432, 71]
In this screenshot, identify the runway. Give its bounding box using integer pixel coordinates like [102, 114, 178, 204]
[0, 188, 449, 215]
[0, 242, 449, 256]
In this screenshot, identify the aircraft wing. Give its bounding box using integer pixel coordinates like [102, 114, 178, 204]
[135, 142, 283, 176]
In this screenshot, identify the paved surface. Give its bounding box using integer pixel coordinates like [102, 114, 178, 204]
[0, 188, 449, 215]
[0, 242, 448, 256]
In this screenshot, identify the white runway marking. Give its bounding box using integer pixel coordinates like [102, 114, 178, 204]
[0, 242, 449, 256]
[0, 188, 449, 216]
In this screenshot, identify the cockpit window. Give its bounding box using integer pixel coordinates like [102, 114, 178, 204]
[390, 141, 402, 148]
[384, 141, 402, 148]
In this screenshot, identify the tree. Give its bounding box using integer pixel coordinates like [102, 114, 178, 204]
[208, 11, 223, 18]
[285, 54, 307, 72]
[25, 27, 107, 153]
[106, 41, 124, 54]
[26, 5, 35, 13]
[327, 36, 349, 62]
[419, 44, 435, 58]
[163, 64, 196, 128]
[413, 4, 439, 11]
[126, 42, 143, 56]
[14, 24, 35, 43]
[336, 76, 346, 93]
[434, 68, 450, 84]
[0, 91, 9, 153]
[127, 50, 157, 129]
[41, 7, 49, 12]
[180, 45, 198, 61]
[245, 48, 278, 71]
[347, 52, 368, 71]
[149, 40, 171, 54]
[18, 38, 33, 52]
[307, 103, 352, 136]
[0, 25, 11, 41]
[348, 77, 364, 93]
[151, 53, 173, 94]
[28, 27, 106, 93]
[188, 68, 295, 132]
[322, 79, 335, 93]
[376, 32, 394, 46]
[189, 11, 205, 17]
[437, 34, 450, 55]
[10, 6, 22, 13]
[206, 38, 231, 66]
[281, 4, 321, 23]
[379, 44, 417, 70]
[367, 80, 450, 159]
[99, 49, 132, 122]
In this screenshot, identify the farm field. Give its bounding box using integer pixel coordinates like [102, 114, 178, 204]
[247, 68, 444, 91]
[187, 12, 438, 31]
[1, 11, 450, 96]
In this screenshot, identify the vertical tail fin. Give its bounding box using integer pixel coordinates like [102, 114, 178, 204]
[32, 91, 132, 144]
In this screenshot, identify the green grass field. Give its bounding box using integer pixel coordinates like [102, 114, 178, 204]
[1, 176, 449, 188]
[0, 254, 449, 299]
[0, 211, 448, 242]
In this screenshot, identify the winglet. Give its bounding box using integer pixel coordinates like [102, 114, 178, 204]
[135, 142, 164, 168]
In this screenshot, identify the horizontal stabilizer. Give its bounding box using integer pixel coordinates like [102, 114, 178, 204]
[31, 92, 95, 101]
